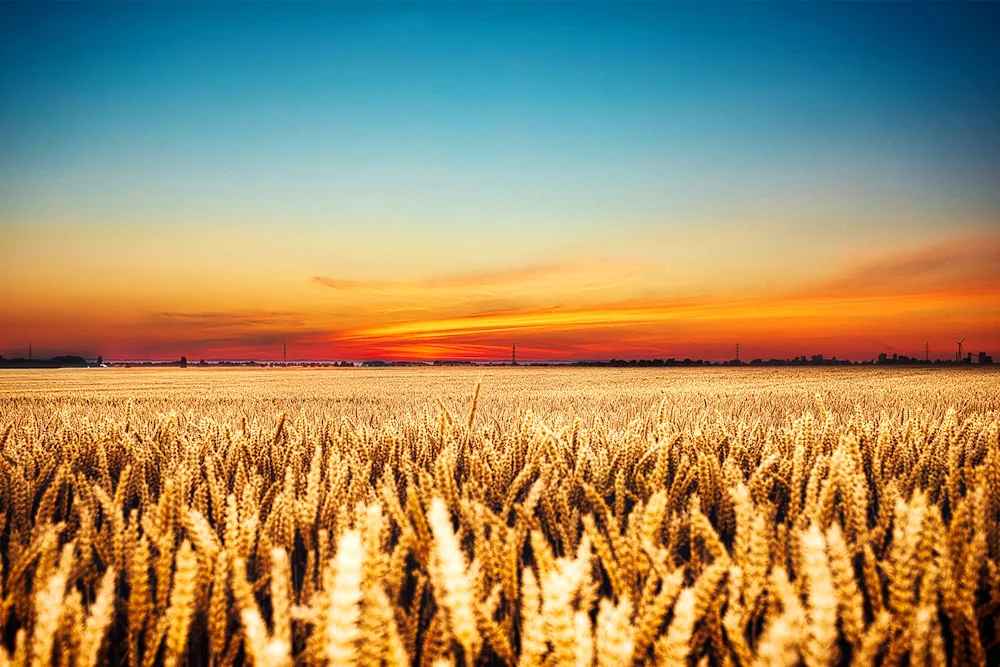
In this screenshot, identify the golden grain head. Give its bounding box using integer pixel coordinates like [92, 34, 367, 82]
[0, 366, 996, 666]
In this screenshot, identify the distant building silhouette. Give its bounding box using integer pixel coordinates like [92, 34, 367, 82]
[49, 356, 88, 367]
[875, 352, 934, 365]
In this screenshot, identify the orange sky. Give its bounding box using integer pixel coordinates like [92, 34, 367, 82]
[3, 5, 999, 362]
[3, 230, 998, 362]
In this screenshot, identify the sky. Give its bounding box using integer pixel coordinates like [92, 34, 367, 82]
[2, 1, 999, 362]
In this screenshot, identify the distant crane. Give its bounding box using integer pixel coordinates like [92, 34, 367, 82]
[957, 339, 965, 363]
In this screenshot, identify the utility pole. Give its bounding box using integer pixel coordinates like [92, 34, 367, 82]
[735, 341, 740, 362]
[512, 343, 516, 365]
[28, 343, 31, 361]
[925, 341, 929, 362]
[283, 340, 287, 364]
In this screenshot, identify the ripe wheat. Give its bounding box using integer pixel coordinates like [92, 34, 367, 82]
[0, 367, 997, 665]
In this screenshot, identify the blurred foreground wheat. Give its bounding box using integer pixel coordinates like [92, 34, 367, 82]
[0, 369, 998, 666]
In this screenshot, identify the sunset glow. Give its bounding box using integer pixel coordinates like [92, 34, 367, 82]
[2, 3, 998, 362]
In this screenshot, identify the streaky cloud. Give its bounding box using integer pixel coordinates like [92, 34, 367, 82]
[310, 277, 365, 291]
[310, 259, 637, 295]
[807, 234, 1000, 297]
[329, 233, 1000, 359]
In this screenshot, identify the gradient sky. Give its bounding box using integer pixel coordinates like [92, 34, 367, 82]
[2, 1, 999, 361]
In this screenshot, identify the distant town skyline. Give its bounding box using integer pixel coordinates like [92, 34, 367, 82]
[2, 341, 996, 367]
[2, 3, 998, 361]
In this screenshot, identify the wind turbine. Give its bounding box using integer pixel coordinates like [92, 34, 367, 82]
[957, 338, 964, 362]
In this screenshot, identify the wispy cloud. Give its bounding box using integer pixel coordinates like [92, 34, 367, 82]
[311, 259, 638, 296]
[808, 234, 1000, 297]
[326, 233, 1000, 360]
[309, 278, 365, 291]
[155, 311, 307, 329]
[10, 233, 994, 361]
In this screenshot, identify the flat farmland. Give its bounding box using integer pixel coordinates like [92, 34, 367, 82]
[3, 366, 998, 426]
[0, 367, 998, 666]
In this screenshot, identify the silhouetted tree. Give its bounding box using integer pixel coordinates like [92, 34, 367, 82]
[51, 356, 88, 367]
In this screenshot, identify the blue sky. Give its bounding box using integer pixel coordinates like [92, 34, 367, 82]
[2, 2, 999, 360]
[4, 2, 998, 227]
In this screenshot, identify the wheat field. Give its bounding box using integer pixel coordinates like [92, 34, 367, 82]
[0, 367, 998, 666]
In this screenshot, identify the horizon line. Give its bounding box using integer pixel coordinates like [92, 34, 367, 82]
[4, 352, 996, 366]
